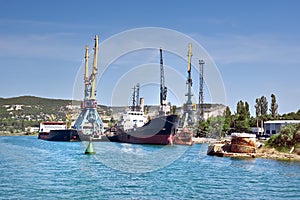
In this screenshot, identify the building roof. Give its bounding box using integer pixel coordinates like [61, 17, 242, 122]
[264, 120, 300, 124]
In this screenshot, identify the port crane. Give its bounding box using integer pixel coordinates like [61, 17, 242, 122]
[73, 35, 105, 137]
[181, 43, 196, 127]
[159, 48, 170, 116]
[198, 59, 205, 120]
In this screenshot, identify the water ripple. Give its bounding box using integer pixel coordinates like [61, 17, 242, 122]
[0, 136, 300, 199]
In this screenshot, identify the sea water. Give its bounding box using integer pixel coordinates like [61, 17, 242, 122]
[0, 136, 299, 199]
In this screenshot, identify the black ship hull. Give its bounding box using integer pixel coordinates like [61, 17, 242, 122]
[38, 129, 80, 142]
[108, 114, 179, 145]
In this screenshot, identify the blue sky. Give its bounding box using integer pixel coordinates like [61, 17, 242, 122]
[0, 0, 300, 116]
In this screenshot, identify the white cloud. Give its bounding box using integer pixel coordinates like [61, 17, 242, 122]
[0, 33, 82, 61]
[0, 19, 104, 62]
[192, 33, 300, 65]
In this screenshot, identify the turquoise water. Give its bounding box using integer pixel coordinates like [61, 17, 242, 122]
[0, 136, 300, 199]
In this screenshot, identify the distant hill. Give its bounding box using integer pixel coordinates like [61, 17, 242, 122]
[0, 95, 227, 133]
[0, 96, 113, 133]
[0, 96, 75, 120]
[0, 96, 72, 107]
[0, 95, 116, 118]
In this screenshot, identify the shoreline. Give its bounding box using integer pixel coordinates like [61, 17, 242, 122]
[0, 132, 38, 136]
[219, 151, 300, 162]
[205, 137, 300, 162]
[255, 146, 300, 162]
[2, 135, 299, 162]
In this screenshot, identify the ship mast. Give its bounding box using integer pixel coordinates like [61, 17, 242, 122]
[131, 83, 141, 111]
[159, 48, 168, 116]
[136, 83, 140, 111]
[131, 85, 136, 111]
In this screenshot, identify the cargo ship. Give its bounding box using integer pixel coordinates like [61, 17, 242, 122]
[38, 122, 80, 141]
[107, 48, 179, 145]
[108, 114, 178, 145]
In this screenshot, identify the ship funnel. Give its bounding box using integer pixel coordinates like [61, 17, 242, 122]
[140, 98, 144, 112]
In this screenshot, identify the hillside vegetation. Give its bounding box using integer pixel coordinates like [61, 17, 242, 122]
[0, 96, 110, 133]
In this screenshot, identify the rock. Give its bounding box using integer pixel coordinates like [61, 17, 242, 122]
[207, 143, 225, 156]
[230, 133, 256, 153]
[231, 144, 256, 153]
[256, 142, 263, 148]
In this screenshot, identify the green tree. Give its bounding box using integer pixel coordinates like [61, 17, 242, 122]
[245, 102, 250, 119]
[223, 106, 232, 135]
[255, 98, 261, 118]
[270, 94, 278, 119]
[281, 110, 300, 120]
[260, 96, 268, 116]
[254, 98, 263, 133]
[196, 119, 209, 137]
[207, 116, 225, 138]
[234, 100, 250, 133]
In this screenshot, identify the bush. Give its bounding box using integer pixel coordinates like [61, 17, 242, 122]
[265, 124, 300, 152]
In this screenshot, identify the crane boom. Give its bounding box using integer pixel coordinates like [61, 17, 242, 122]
[84, 46, 89, 100]
[160, 48, 167, 106]
[159, 48, 168, 115]
[90, 35, 99, 100]
[186, 43, 193, 105]
[187, 43, 192, 85]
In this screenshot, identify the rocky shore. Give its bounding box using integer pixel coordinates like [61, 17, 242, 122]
[206, 133, 300, 162]
[209, 147, 300, 162]
[255, 146, 300, 161]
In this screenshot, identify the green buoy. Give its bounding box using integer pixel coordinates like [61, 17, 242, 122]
[85, 141, 96, 154]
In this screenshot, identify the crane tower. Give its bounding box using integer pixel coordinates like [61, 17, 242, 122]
[181, 43, 196, 127]
[159, 48, 169, 115]
[199, 59, 205, 120]
[73, 35, 105, 137]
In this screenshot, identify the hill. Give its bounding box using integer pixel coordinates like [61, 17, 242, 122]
[0, 95, 227, 134]
[0, 96, 75, 120]
[0, 96, 70, 106]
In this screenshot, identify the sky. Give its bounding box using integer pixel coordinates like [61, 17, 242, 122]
[0, 0, 300, 116]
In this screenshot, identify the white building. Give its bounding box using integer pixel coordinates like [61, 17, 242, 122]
[263, 120, 300, 135]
